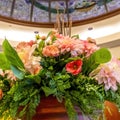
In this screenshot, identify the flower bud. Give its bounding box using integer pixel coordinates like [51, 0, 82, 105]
[41, 36, 46, 40]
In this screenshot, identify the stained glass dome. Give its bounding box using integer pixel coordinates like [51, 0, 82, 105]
[0, 0, 120, 27]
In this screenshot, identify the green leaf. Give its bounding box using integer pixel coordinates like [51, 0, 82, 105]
[42, 86, 56, 96]
[2, 39, 25, 71]
[25, 74, 41, 84]
[19, 98, 30, 106]
[8, 84, 16, 95]
[90, 48, 111, 64]
[0, 53, 10, 70]
[65, 98, 78, 120]
[46, 31, 53, 39]
[9, 102, 19, 117]
[82, 48, 111, 75]
[38, 40, 45, 56]
[11, 65, 25, 79]
[19, 105, 27, 117]
[64, 57, 81, 63]
[71, 34, 79, 39]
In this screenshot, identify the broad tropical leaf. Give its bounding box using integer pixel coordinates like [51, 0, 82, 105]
[2, 39, 25, 71]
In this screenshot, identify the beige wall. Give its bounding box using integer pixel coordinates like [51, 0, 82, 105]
[109, 47, 120, 58]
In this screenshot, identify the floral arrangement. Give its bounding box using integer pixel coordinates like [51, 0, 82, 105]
[0, 30, 120, 120]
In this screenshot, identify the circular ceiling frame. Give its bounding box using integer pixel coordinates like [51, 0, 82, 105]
[0, 8, 120, 28]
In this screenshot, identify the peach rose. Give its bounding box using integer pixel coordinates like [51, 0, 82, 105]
[42, 45, 59, 57]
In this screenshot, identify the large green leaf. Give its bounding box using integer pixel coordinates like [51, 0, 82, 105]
[90, 48, 111, 63]
[2, 39, 25, 71]
[82, 48, 111, 75]
[0, 53, 10, 70]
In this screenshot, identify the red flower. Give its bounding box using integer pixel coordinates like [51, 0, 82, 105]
[0, 89, 3, 100]
[65, 59, 83, 75]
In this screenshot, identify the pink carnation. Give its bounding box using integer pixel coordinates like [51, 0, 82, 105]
[83, 40, 99, 57]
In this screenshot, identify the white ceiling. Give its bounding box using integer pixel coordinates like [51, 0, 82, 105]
[0, 13, 120, 46]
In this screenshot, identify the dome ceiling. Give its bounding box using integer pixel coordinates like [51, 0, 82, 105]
[0, 0, 120, 27]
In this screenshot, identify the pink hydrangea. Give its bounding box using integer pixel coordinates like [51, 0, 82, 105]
[54, 36, 74, 53]
[53, 37, 85, 56]
[53, 36, 98, 57]
[90, 57, 120, 91]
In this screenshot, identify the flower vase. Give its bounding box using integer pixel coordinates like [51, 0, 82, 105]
[32, 95, 85, 120]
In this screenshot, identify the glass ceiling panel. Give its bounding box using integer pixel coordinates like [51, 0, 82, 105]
[32, 1, 49, 22]
[12, 0, 31, 21]
[70, 3, 106, 21]
[107, 0, 120, 11]
[0, 0, 13, 17]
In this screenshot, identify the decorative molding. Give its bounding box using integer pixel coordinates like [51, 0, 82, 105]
[98, 39, 120, 48]
[73, 8, 120, 27]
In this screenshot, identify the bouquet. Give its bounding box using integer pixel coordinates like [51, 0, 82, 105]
[0, 30, 120, 120]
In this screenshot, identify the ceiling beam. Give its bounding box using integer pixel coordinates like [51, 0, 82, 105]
[48, 0, 51, 22]
[10, 0, 16, 17]
[30, 0, 35, 21]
